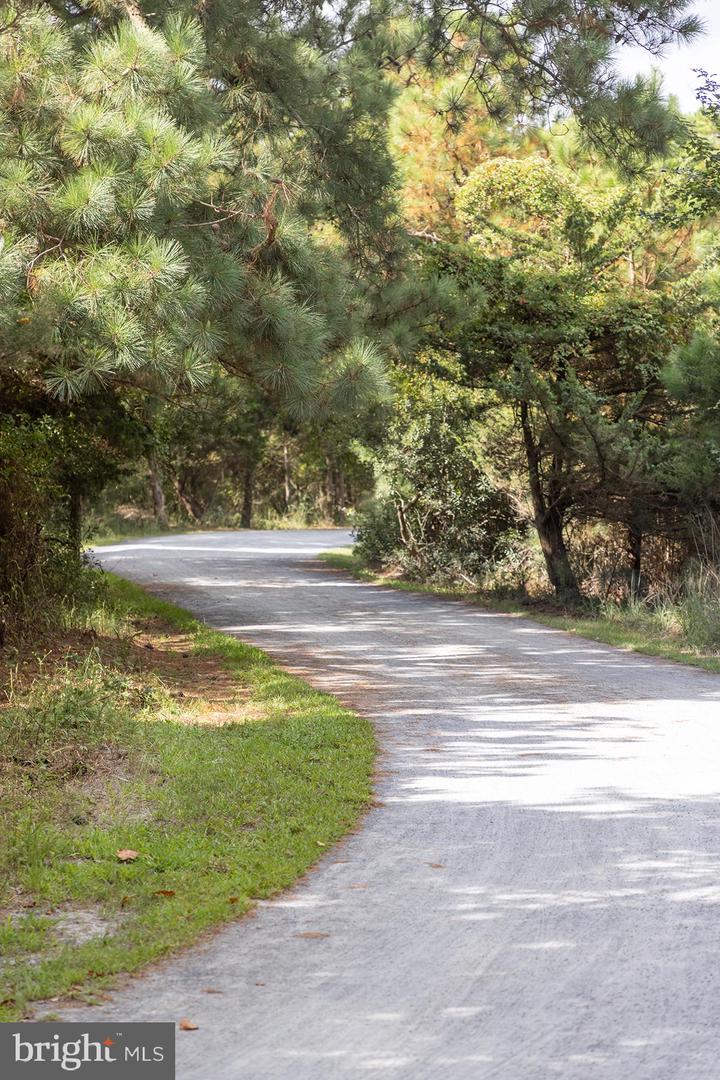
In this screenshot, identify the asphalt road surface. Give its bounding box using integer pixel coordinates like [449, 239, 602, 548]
[67, 529, 720, 1079]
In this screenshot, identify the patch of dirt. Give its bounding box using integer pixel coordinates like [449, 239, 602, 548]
[50, 905, 125, 946]
[122, 621, 242, 709]
[0, 903, 125, 960]
[123, 623, 263, 724]
[74, 745, 156, 825]
[0, 615, 255, 725]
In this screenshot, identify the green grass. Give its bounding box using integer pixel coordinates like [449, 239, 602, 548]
[0, 574, 375, 1020]
[87, 518, 347, 547]
[320, 548, 720, 675]
[87, 525, 203, 547]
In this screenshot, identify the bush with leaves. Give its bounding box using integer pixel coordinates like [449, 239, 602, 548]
[356, 359, 524, 584]
[0, 417, 110, 643]
[419, 144, 710, 601]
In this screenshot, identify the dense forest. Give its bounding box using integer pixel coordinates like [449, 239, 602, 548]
[2, 0, 719, 643]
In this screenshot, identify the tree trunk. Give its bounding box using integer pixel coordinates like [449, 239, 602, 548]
[628, 525, 644, 603]
[336, 466, 346, 514]
[324, 454, 335, 520]
[68, 487, 83, 557]
[534, 505, 581, 602]
[147, 452, 168, 528]
[241, 464, 255, 529]
[173, 477, 203, 522]
[520, 401, 582, 603]
[282, 441, 292, 512]
[0, 483, 8, 647]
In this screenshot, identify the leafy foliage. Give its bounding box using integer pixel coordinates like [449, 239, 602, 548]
[0, 417, 111, 641]
[356, 360, 524, 583]
[0, 0, 713, 621]
[414, 147, 711, 599]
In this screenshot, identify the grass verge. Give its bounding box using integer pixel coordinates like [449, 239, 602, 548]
[320, 548, 720, 675]
[87, 525, 203, 547]
[88, 520, 347, 547]
[0, 574, 374, 1021]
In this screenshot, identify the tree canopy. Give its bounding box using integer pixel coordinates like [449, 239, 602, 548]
[1, 0, 715, 631]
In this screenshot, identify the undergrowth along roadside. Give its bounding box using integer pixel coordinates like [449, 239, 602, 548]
[319, 548, 720, 676]
[0, 573, 375, 1021]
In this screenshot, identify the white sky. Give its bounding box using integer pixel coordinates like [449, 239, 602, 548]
[616, 0, 720, 112]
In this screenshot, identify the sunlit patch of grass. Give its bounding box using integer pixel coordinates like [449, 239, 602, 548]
[86, 522, 203, 547]
[320, 548, 720, 675]
[0, 574, 375, 1020]
[59, 599, 133, 639]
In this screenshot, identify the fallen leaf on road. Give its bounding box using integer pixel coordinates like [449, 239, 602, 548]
[428, 863, 444, 869]
[295, 931, 330, 939]
[153, 889, 175, 897]
[203, 988, 223, 995]
[349, 883, 368, 889]
[116, 849, 139, 862]
[179, 1018, 198, 1031]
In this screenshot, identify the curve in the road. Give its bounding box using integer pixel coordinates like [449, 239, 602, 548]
[66, 529, 720, 1080]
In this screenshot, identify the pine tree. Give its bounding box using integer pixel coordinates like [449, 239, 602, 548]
[1, 0, 702, 411]
[424, 150, 706, 599]
[0, 0, 707, 625]
[388, 64, 539, 239]
[0, 5, 393, 411]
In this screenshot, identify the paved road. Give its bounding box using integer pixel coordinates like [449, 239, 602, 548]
[72, 529, 720, 1078]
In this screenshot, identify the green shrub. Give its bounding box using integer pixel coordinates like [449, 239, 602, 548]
[356, 365, 525, 585]
[600, 566, 720, 651]
[0, 417, 109, 643]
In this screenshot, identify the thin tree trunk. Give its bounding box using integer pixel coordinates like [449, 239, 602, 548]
[324, 454, 334, 520]
[628, 525, 644, 602]
[68, 488, 83, 557]
[241, 464, 255, 529]
[627, 250, 636, 287]
[520, 401, 582, 603]
[147, 452, 168, 529]
[0, 482, 8, 647]
[173, 477, 203, 522]
[282, 441, 292, 511]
